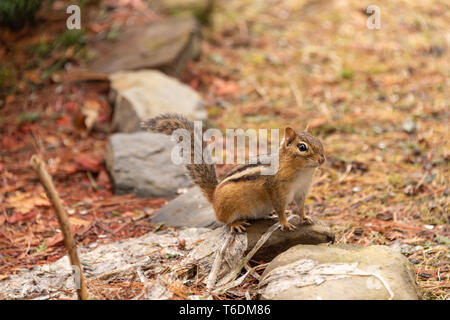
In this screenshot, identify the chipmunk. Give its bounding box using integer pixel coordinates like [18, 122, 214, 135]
[142, 114, 325, 233]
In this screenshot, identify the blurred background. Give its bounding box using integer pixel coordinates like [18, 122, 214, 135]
[0, 0, 448, 299]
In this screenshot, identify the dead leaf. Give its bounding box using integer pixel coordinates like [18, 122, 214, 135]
[46, 217, 89, 247]
[0, 274, 9, 281]
[68, 217, 91, 228]
[56, 116, 71, 127]
[1, 135, 15, 150]
[75, 155, 102, 173]
[96, 169, 110, 186]
[5, 192, 50, 214]
[24, 70, 41, 85]
[47, 225, 79, 247]
[214, 78, 239, 96]
[402, 237, 427, 244]
[59, 162, 78, 174]
[241, 104, 266, 116]
[7, 210, 38, 224]
[81, 99, 101, 132]
[308, 117, 328, 129]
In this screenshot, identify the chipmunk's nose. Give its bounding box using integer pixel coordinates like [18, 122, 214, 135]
[318, 155, 325, 165]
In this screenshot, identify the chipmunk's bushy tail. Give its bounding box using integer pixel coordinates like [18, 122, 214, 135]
[141, 114, 218, 203]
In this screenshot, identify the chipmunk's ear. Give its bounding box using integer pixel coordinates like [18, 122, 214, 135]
[304, 124, 311, 133]
[284, 127, 297, 146]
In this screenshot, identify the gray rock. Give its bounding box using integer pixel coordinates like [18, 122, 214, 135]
[151, 186, 222, 228]
[246, 216, 335, 261]
[105, 132, 192, 197]
[402, 119, 417, 134]
[175, 215, 335, 281]
[0, 228, 210, 299]
[89, 17, 201, 77]
[259, 244, 422, 300]
[110, 70, 206, 133]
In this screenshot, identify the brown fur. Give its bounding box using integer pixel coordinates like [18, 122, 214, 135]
[142, 114, 326, 232]
[213, 127, 325, 231]
[141, 114, 218, 202]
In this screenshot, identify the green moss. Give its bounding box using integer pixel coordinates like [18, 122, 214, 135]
[340, 67, 355, 79]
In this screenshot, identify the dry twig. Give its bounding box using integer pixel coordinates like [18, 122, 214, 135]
[30, 155, 88, 300]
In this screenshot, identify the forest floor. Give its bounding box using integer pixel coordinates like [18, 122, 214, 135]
[0, 0, 448, 299]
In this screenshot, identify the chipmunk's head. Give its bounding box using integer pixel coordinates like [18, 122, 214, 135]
[281, 125, 325, 168]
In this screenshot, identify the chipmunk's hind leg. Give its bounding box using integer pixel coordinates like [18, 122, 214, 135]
[229, 220, 251, 233]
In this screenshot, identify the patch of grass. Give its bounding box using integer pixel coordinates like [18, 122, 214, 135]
[16, 112, 40, 124]
[27, 38, 54, 58]
[0, 0, 43, 30]
[388, 173, 404, 186]
[40, 59, 67, 80]
[35, 240, 47, 253]
[340, 67, 355, 79]
[56, 30, 87, 49]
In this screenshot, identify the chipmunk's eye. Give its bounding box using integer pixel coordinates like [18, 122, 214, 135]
[298, 143, 308, 152]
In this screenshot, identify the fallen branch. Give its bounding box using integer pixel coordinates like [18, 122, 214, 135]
[30, 155, 88, 300]
[207, 231, 233, 289]
[213, 263, 269, 295]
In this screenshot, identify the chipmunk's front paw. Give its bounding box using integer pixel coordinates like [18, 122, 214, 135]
[280, 221, 296, 231]
[302, 215, 314, 225]
[229, 221, 250, 233]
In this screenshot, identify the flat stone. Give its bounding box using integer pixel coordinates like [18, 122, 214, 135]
[110, 70, 206, 132]
[89, 17, 201, 77]
[105, 132, 192, 197]
[151, 186, 222, 229]
[0, 228, 210, 299]
[175, 215, 335, 281]
[246, 216, 335, 261]
[259, 244, 422, 300]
